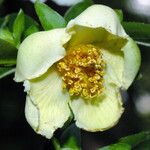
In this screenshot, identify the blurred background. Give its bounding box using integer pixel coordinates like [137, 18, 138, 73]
[0, 0, 150, 150]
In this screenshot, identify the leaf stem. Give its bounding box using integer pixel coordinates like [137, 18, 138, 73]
[51, 137, 61, 150]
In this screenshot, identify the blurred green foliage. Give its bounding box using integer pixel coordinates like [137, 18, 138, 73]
[99, 132, 150, 150]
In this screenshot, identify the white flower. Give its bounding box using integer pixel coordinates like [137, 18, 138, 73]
[14, 5, 141, 139]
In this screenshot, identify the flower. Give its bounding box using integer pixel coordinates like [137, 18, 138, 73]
[14, 5, 141, 139]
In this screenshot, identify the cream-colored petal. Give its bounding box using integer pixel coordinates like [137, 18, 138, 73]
[25, 96, 39, 131]
[102, 37, 141, 90]
[65, 5, 128, 88]
[67, 5, 127, 38]
[66, 26, 127, 51]
[122, 37, 141, 89]
[66, 5, 140, 89]
[24, 67, 71, 139]
[70, 84, 124, 131]
[14, 29, 70, 82]
[102, 48, 124, 87]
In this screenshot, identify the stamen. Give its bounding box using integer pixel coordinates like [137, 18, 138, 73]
[57, 44, 105, 100]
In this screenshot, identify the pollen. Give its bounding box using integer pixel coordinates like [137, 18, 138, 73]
[57, 44, 105, 100]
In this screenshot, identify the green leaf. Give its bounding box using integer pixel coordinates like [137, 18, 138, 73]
[84, 0, 94, 4]
[60, 124, 81, 150]
[3, 13, 37, 31]
[51, 137, 61, 150]
[23, 15, 40, 37]
[134, 140, 150, 150]
[64, 1, 92, 22]
[1, 13, 39, 39]
[62, 136, 80, 150]
[1, 13, 20, 31]
[0, 38, 18, 65]
[119, 131, 150, 148]
[98, 132, 150, 150]
[25, 15, 39, 28]
[114, 9, 123, 22]
[0, 15, 10, 29]
[0, 67, 15, 79]
[23, 25, 39, 38]
[122, 22, 150, 42]
[98, 143, 131, 150]
[0, 0, 4, 5]
[35, 1, 66, 30]
[13, 9, 25, 46]
[0, 28, 15, 45]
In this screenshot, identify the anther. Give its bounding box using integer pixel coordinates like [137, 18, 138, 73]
[57, 44, 105, 100]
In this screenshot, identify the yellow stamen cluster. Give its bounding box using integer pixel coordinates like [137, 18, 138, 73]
[57, 44, 105, 99]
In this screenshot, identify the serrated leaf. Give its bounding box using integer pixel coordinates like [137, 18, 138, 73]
[0, 39, 18, 65]
[98, 143, 131, 150]
[35, 1, 66, 30]
[119, 131, 150, 148]
[0, 67, 15, 79]
[64, 1, 92, 22]
[13, 9, 25, 46]
[122, 22, 150, 42]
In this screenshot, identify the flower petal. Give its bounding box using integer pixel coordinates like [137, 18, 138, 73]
[24, 66, 71, 139]
[66, 26, 127, 51]
[65, 28, 126, 88]
[14, 29, 70, 82]
[66, 5, 140, 89]
[67, 4, 127, 38]
[122, 37, 141, 89]
[102, 47, 124, 87]
[70, 84, 124, 131]
[25, 96, 39, 131]
[65, 5, 128, 88]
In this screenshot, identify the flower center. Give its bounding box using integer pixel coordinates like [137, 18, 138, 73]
[57, 44, 105, 99]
